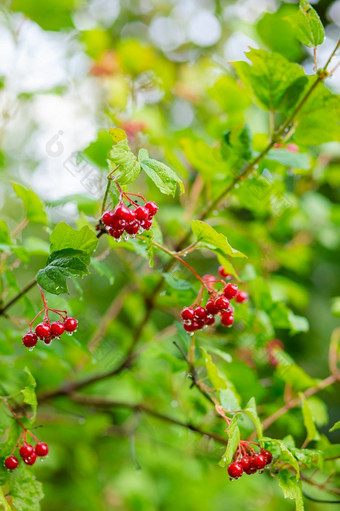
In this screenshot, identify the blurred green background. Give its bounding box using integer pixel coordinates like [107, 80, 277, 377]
[0, 0, 340, 510]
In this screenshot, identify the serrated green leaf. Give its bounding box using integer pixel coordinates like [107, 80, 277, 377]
[192, 221, 246, 259]
[11, 183, 47, 224]
[243, 397, 263, 440]
[37, 248, 89, 294]
[139, 149, 184, 197]
[200, 347, 227, 390]
[279, 470, 304, 511]
[286, 0, 324, 48]
[233, 49, 306, 112]
[265, 149, 310, 170]
[329, 421, 340, 433]
[50, 223, 97, 255]
[218, 416, 240, 467]
[107, 130, 141, 185]
[221, 125, 252, 172]
[8, 464, 44, 511]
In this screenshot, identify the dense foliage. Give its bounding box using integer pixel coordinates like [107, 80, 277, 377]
[0, 0, 339, 510]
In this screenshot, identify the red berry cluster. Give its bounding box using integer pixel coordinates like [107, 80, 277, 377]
[5, 441, 49, 470]
[102, 200, 158, 241]
[180, 268, 248, 334]
[228, 449, 272, 480]
[22, 316, 78, 349]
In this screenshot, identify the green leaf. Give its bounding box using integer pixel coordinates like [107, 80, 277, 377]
[264, 438, 300, 477]
[138, 149, 184, 197]
[331, 297, 340, 317]
[329, 421, 340, 433]
[276, 363, 316, 391]
[200, 347, 227, 390]
[218, 416, 240, 467]
[219, 388, 240, 412]
[163, 273, 192, 290]
[300, 393, 320, 443]
[191, 221, 246, 259]
[10, 0, 78, 30]
[243, 397, 263, 440]
[21, 368, 37, 422]
[11, 183, 47, 224]
[0, 422, 21, 458]
[286, 1, 324, 48]
[288, 311, 309, 335]
[0, 221, 11, 245]
[107, 129, 141, 185]
[221, 125, 252, 172]
[37, 248, 89, 294]
[265, 149, 310, 170]
[8, 464, 44, 511]
[278, 470, 304, 511]
[0, 488, 11, 511]
[50, 223, 97, 255]
[233, 49, 306, 112]
[84, 130, 113, 168]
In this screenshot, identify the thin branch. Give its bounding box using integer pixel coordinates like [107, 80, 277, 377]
[0, 278, 37, 316]
[63, 392, 230, 446]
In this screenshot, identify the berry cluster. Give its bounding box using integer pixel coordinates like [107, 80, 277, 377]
[228, 448, 272, 480]
[22, 316, 78, 349]
[5, 440, 49, 470]
[22, 285, 78, 350]
[180, 268, 248, 334]
[102, 199, 158, 241]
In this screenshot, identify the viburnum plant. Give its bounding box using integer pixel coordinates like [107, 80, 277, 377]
[0, 2, 340, 510]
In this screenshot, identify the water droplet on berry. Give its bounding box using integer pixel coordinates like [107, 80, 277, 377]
[28, 347, 34, 352]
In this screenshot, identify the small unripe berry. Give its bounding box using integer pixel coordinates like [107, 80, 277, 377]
[145, 201, 158, 216]
[214, 295, 230, 311]
[224, 283, 238, 299]
[23, 452, 37, 465]
[5, 456, 19, 470]
[235, 290, 248, 303]
[35, 322, 51, 339]
[35, 442, 49, 457]
[20, 444, 34, 459]
[64, 317, 78, 332]
[181, 307, 195, 321]
[50, 322, 65, 336]
[22, 332, 38, 348]
[228, 462, 243, 479]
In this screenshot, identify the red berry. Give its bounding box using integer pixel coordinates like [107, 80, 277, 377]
[145, 201, 158, 216]
[218, 266, 230, 278]
[221, 312, 234, 327]
[135, 206, 149, 221]
[125, 220, 140, 235]
[35, 322, 51, 339]
[64, 317, 78, 332]
[251, 454, 267, 470]
[224, 283, 238, 300]
[102, 211, 115, 226]
[50, 322, 65, 336]
[22, 332, 38, 348]
[181, 307, 195, 321]
[244, 464, 257, 475]
[235, 290, 248, 303]
[183, 322, 196, 332]
[205, 314, 215, 325]
[23, 452, 37, 465]
[141, 218, 153, 230]
[240, 456, 251, 471]
[44, 337, 52, 345]
[115, 203, 131, 221]
[5, 456, 19, 470]
[214, 295, 230, 311]
[228, 462, 243, 479]
[260, 449, 272, 465]
[110, 228, 124, 239]
[20, 444, 34, 459]
[35, 442, 49, 457]
[206, 299, 219, 315]
[194, 307, 206, 320]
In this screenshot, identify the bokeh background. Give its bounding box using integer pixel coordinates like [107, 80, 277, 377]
[0, 1, 340, 510]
